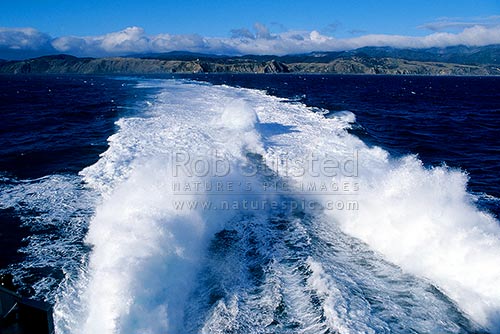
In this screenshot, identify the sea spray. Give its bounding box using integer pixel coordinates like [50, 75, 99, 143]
[52, 79, 500, 333]
[70, 84, 273, 333]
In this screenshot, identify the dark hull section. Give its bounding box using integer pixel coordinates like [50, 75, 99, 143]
[0, 286, 54, 334]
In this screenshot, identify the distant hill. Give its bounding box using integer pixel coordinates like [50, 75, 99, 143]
[137, 45, 500, 65]
[1, 45, 499, 75]
[342, 45, 500, 65]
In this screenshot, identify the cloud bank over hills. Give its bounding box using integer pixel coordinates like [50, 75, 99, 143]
[1, 22, 500, 59]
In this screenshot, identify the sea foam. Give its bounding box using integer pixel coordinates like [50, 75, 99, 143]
[256, 87, 500, 332]
[54, 79, 500, 333]
[65, 82, 272, 333]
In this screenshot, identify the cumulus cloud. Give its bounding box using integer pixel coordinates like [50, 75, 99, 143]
[0, 27, 58, 59]
[1, 21, 500, 59]
[50, 27, 211, 57]
[52, 26, 151, 56]
[0, 27, 52, 50]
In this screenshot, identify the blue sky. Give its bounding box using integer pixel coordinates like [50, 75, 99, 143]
[2, 0, 499, 37]
[0, 0, 499, 58]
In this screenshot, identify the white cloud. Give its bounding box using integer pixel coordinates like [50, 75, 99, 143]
[52, 26, 151, 56]
[0, 27, 57, 59]
[1, 22, 500, 59]
[0, 27, 53, 50]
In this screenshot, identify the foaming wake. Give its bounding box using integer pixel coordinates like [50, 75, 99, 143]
[53, 79, 500, 333]
[57, 81, 274, 333]
[259, 95, 500, 331]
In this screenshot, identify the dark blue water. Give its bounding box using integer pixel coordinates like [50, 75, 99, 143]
[0, 75, 148, 272]
[0, 75, 134, 179]
[0, 74, 499, 332]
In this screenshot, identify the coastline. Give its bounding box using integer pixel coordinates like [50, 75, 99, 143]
[1, 52, 499, 76]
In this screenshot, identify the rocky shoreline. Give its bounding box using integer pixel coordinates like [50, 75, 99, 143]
[1, 51, 499, 76]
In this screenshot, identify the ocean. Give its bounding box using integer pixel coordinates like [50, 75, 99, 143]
[0, 74, 499, 334]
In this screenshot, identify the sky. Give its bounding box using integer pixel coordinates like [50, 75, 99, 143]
[0, 0, 499, 59]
